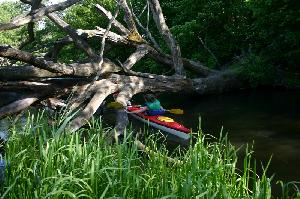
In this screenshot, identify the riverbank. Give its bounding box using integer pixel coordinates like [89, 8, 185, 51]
[0, 111, 299, 198]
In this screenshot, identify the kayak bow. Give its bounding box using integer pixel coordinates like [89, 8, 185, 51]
[127, 106, 191, 140]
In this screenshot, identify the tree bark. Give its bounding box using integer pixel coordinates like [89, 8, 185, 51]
[0, 0, 244, 138]
[148, 0, 185, 76]
[47, 13, 97, 58]
[95, 4, 129, 35]
[0, 95, 40, 118]
[122, 45, 148, 70]
[0, 0, 80, 31]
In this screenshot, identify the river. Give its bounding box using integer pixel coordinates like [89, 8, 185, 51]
[158, 89, 300, 193]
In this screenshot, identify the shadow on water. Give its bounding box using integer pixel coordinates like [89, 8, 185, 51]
[158, 89, 300, 196]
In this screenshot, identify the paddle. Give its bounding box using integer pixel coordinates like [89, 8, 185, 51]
[106, 101, 124, 109]
[165, 109, 184, 114]
[106, 102, 184, 114]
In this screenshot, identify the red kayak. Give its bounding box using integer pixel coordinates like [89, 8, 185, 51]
[127, 106, 191, 140]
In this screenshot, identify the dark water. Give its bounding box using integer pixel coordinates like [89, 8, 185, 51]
[158, 89, 300, 191]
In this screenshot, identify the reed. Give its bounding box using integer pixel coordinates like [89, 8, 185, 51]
[0, 111, 299, 198]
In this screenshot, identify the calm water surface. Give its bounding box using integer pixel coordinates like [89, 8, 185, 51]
[160, 89, 300, 185]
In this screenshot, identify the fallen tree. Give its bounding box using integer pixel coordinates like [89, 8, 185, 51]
[0, 0, 243, 138]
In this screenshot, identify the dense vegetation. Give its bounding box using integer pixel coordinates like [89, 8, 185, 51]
[160, 0, 299, 86]
[1, 111, 298, 198]
[1, 0, 299, 86]
[1, 0, 299, 198]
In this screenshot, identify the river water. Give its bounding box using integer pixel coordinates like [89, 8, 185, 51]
[159, 89, 300, 188]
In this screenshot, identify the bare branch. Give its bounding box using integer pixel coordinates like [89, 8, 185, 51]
[122, 44, 148, 70]
[65, 23, 212, 76]
[0, 65, 61, 80]
[95, 4, 129, 35]
[123, 70, 157, 79]
[0, 45, 73, 74]
[130, 2, 162, 52]
[146, 1, 150, 29]
[0, 0, 80, 31]
[144, 44, 216, 76]
[118, 0, 138, 32]
[148, 0, 185, 76]
[77, 28, 128, 45]
[67, 5, 120, 114]
[94, 6, 120, 80]
[138, 3, 148, 18]
[0, 81, 52, 91]
[72, 29, 214, 76]
[47, 12, 97, 58]
[19, 0, 43, 49]
[192, 70, 242, 94]
[181, 58, 217, 76]
[68, 29, 215, 76]
[67, 6, 120, 117]
[69, 80, 119, 131]
[68, 72, 194, 132]
[69, 58, 122, 76]
[19, 22, 36, 50]
[42, 33, 213, 77]
[115, 84, 143, 106]
[199, 36, 220, 66]
[0, 95, 40, 118]
[41, 98, 67, 109]
[66, 83, 94, 112]
[0, 45, 121, 77]
[118, 0, 144, 43]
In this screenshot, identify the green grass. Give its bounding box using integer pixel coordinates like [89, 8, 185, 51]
[0, 111, 299, 198]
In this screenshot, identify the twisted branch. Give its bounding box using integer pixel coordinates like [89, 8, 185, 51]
[0, 0, 80, 31]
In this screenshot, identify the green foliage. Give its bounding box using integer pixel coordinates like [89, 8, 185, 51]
[0, 2, 25, 24]
[277, 181, 300, 199]
[64, 0, 115, 29]
[279, 70, 300, 88]
[160, 0, 298, 80]
[132, 58, 172, 74]
[0, 2, 26, 47]
[0, 111, 290, 198]
[231, 53, 276, 87]
[248, 0, 300, 71]
[163, 0, 252, 68]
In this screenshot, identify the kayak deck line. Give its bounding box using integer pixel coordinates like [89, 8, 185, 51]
[127, 106, 191, 140]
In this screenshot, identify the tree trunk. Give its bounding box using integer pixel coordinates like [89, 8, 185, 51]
[0, 0, 245, 139]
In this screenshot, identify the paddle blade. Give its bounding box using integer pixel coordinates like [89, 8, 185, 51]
[167, 109, 184, 114]
[106, 101, 124, 109]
